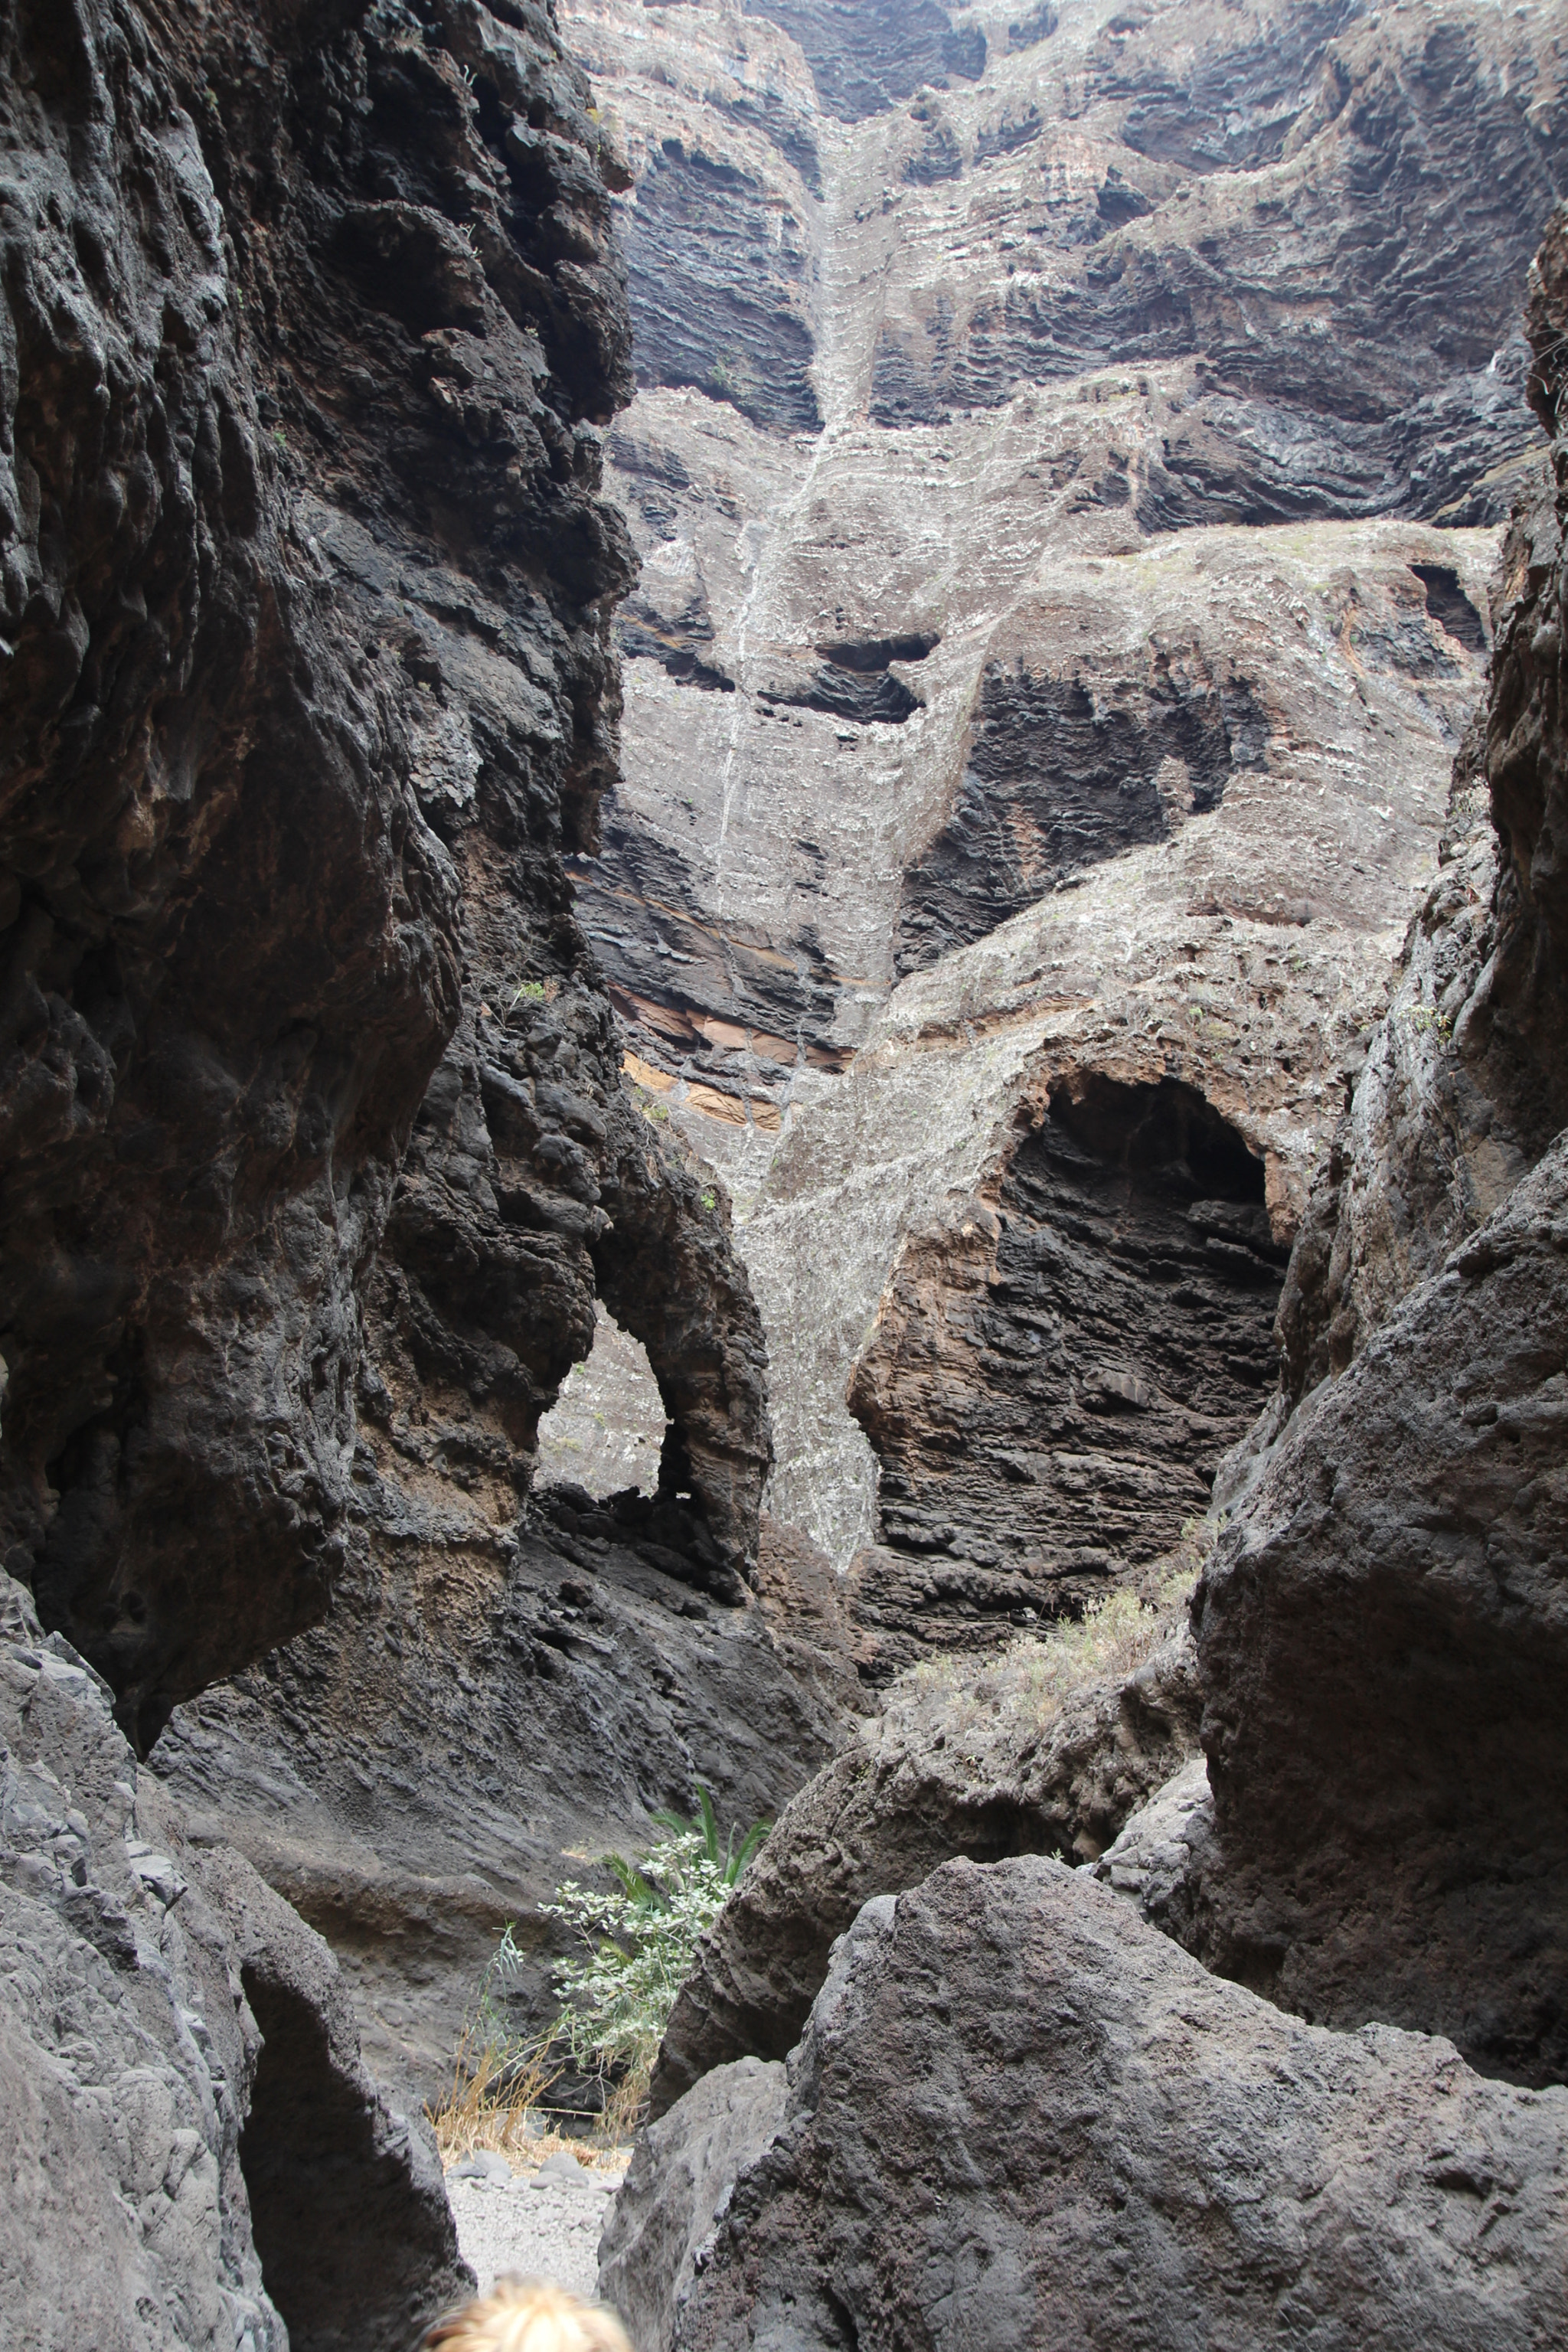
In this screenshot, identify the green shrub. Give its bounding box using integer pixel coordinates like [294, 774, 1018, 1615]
[544, 1789, 767, 2131]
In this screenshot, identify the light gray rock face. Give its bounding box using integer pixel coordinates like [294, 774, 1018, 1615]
[648, 1619, 1200, 2115]
[1272, 204, 1568, 1415]
[560, 0, 1539, 1579]
[1088, 1751, 1214, 1942]
[599, 2056, 788, 2352]
[0, 1567, 470, 2351]
[661, 1857, 1568, 2352]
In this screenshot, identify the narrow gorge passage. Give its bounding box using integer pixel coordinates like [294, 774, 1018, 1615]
[2, 2, 1566, 2346]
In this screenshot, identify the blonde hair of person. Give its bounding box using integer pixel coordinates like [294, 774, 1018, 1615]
[422, 2277, 633, 2352]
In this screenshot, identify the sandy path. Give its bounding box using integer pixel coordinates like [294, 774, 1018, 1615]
[447, 2154, 628, 2304]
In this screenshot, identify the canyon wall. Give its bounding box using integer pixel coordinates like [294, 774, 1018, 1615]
[0, 0, 830, 2331]
[559, 0, 1563, 1637]
[599, 198, 1568, 2352]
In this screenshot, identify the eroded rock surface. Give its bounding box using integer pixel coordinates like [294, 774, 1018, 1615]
[633, 1856, 1568, 2352]
[1194, 1133, 1568, 2083]
[0, 0, 665, 1756]
[599, 2054, 788, 2352]
[1275, 207, 1568, 1407]
[0, 1567, 469, 2352]
[550, 0, 1544, 1580]
[157, 1500, 860, 2099]
[1181, 207, 1568, 2085]
[0, 0, 799, 2328]
[847, 1073, 1287, 1651]
[648, 1616, 1199, 2115]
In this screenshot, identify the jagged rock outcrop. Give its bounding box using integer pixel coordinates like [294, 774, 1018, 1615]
[1274, 207, 1568, 1405]
[0, 1566, 469, 2352]
[0, 0, 671, 1757]
[157, 1499, 861, 2098]
[617, 1857, 1568, 2351]
[648, 1614, 1200, 2116]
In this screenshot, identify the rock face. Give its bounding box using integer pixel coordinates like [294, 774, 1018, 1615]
[648, 1615, 1200, 2115]
[0, 0, 662, 1756]
[846, 1072, 1288, 1648]
[559, 0, 1546, 1586]
[0, 0, 804, 2330]
[1276, 211, 1568, 1403]
[157, 1499, 861, 2099]
[0, 0, 776, 1763]
[1186, 206, 1568, 2087]
[1196, 1126, 1568, 2083]
[626, 1857, 1568, 2352]
[0, 1566, 469, 2352]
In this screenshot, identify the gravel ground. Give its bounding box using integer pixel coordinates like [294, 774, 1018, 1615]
[447, 2158, 628, 2302]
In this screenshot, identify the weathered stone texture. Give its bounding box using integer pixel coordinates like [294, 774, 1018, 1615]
[0, 1566, 469, 2352]
[1276, 205, 1568, 1405]
[559, 0, 1547, 1577]
[156, 1497, 860, 2101]
[648, 1620, 1200, 2115]
[639, 1858, 1568, 2351]
[0, 0, 681, 1755]
[847, 1073, 1287, 1640]
[599, 2054, 788, 2352]
[1195, 1131, 1568, 2084]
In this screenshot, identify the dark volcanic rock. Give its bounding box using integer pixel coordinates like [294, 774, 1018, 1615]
[1178, 203, 1568, 2095]
[743, 2, 982, 124]
[157, 1501, 860, 2099]
[0, 0, 655, 1753]
[846, 1073, 1286, 1657]
[599, 2055, 788, 2352]
[869, 10, 1564, 526]
[643, 1857, 1568, 2352]
[0, 1566, 469, 2351]
[1276, 207, 1568, 1406]
[622, 142, 820, 435]
[648, 1621, 1200, 2116]
[1194, 1132, 1568, 2085]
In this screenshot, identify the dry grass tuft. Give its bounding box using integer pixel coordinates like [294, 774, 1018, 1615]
[886, 1524, 1214, 1763]
[427, 2026, 632, 2179]
[427, 2027, 560, 2167]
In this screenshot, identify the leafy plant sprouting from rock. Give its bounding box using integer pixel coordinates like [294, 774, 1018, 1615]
[546, 1791, 769, 2132]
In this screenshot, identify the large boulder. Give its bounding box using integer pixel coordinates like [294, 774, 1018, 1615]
[649, 1615, 1200, 2114]
[644, 1856, 1568, 2351]
[599, 2056, 788, 2352]
[0, 1566, 470, 2350]
[1194, 1132, 1568, 2079]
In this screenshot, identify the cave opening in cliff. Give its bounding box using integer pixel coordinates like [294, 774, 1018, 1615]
[850, 1073, 1289, 1658]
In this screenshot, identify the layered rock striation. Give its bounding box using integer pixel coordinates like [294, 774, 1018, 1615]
[559, 0, 1551, 1590]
